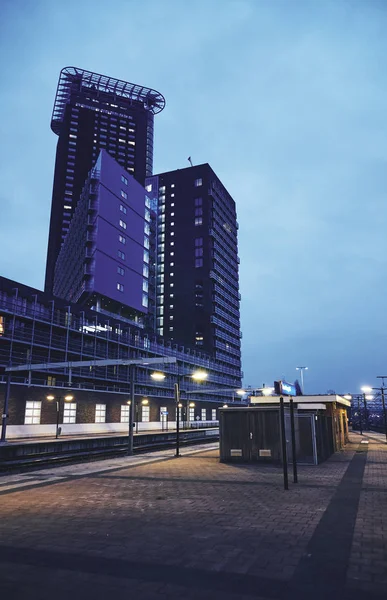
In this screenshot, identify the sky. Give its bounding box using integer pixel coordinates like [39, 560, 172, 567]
[1, 0, 387, 394]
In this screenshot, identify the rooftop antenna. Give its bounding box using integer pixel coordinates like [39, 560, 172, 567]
[188, 156, 193, 167]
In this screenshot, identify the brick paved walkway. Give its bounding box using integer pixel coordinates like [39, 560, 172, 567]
[0, 433, 386, 599]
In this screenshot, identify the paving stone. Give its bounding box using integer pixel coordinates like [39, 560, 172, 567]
[0, 434, 386, 598]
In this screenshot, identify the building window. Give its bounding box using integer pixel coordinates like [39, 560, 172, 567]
[201, 409, 206, 421]
[189, 407, 195, 421]
[24, 401, 41, 425]
[143, 264, 149, 277]
[120, 204, 127, 214]
[195, 217, 203, 226]
[144, 250, 149, 263]
[121, 190, 127, 199]
[195, 197, 202, 206]
[171, 183, 175, 188]
[195, 248, 203, 257]
[195, 258, 203, 268]
[169, 326, 173, 332]
[194, 178, 202, 187]
[212, 409, 217, 421]
[142, 405, 150, 422]
[142, 293, 149, 308]
[0, 315, 4, 336]
[121, 175, 128, 185]
[195, 207, 203, 217]
[117, 266, 125, 276]
[145, 183, 152, 192]
[63, 403, 77, 424]
[117, 283, 124, 292]
[95, 404, 106, 423]
[120, 404, 130, 423]
[144, 236, 150, 249]
[195, 333, 204, 346]
[119, 219, 127, 229]
[119, 235, 126, 244]
[170, 222, 175, 227]
[118, 250, 125, 260]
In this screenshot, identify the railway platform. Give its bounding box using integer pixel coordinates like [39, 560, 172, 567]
[0, 432, 386, 599]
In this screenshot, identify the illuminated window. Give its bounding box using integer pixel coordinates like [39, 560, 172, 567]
[121, 190, 127, 199]
[212, 409, 217, 421]
[201, 409, 206, 421]
[120, 204, 127, 214]
[189, 407, 195, 421]
[145, 184, 152, 192]
[119, 235, 126, 244]
[119, 219, 127, 229]
[142, 293, 148, 307]
[118, 250, 125, 260]
[195, 258, 203, 268]
[194, 178, 202, 187]
[195, 217, 203, 226]
[121, 175, 128, 185]
[95, 404, 106, 423]
[117, 266, 125, 276]
[24, 401, 41, 425]
[0, 315, 4, 336]
[120, 405, 130, 423]
[117, 283, 124, 292]
[141, 405, 150, 422]
[63, 403, 77, 424]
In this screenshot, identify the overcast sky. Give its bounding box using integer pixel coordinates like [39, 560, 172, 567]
[1, 0, 387, 394]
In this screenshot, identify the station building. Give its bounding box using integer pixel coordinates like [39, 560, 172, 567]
[0, 276, 243, 439]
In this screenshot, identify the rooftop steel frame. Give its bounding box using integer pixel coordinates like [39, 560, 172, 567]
[51, 66, 165, 134]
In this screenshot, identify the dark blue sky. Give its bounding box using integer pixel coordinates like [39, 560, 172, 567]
[1, 0, 386, 393]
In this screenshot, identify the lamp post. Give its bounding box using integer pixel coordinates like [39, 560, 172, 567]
[296, 367, 308, 394]
[361, 386, 373, 432]
[375, 377, 387, 444]
[46, 393, 74, 438]
[155, 369, 207, 457]
[135, 398, 149, 434]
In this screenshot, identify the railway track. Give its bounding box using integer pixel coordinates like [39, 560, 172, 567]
[0, 431, 219, 473]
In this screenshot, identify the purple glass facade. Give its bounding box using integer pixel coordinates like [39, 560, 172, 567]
[54, 150, 148, 317]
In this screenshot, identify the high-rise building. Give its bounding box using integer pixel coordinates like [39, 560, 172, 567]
[45, 66, 165, 294]
[147, 164, 242, 375]
[53, 150, 151, 325]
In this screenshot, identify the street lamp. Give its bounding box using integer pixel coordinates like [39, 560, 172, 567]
[46, 393, 74, 438]
[135, 398, 149, 434]
[296, 366, 308, 394]
[151, 372, 166, 381]
[176, 370, 207, 457]
[375, 377, 387, 444]
[360, 386, 373, 433]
